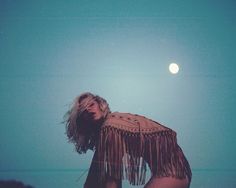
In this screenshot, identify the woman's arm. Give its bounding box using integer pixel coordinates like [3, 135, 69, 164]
[84, 150, 122, 188]
[84, 151, 104, 188]
[105, 176, 122, 188]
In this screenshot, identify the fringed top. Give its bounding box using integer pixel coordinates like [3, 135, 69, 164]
[86, 112, 192, 187]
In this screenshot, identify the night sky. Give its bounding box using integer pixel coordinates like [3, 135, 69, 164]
[0, 1, 236, 187]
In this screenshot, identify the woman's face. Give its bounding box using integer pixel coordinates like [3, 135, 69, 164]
[85, 100, 103, 121]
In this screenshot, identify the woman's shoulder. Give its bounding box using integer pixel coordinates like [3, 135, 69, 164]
[102, 112, 139, 132]
[102, 112, 174, 134]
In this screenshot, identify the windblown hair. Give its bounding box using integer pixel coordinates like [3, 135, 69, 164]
[64, 92, 110, 154]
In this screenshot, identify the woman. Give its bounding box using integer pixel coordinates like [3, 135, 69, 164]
[64, 92, 192, 188]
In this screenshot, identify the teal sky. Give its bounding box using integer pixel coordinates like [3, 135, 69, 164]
[0, 0, 236, 187]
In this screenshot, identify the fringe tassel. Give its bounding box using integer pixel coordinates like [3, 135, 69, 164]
[98, 127, 192, 185]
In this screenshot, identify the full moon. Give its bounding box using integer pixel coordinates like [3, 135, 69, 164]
[169, 63, 179, 74]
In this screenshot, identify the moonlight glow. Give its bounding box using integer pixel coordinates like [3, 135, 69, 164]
[169, 63, 179, 74]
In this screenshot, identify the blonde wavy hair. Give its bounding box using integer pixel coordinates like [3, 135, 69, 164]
[64, 92, 110, 153]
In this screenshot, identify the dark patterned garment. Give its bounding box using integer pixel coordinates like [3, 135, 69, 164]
[84, 112, 191, 188]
